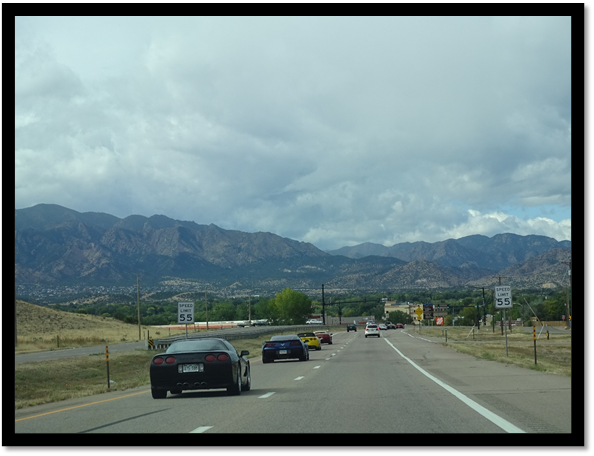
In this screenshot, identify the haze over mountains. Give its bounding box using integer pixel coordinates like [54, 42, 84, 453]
[15, 204, 572, 292]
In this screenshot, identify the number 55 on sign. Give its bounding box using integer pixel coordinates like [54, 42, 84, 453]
[494, 286, 512, 309]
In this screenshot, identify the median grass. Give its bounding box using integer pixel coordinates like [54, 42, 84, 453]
[14, 329, 300, 410]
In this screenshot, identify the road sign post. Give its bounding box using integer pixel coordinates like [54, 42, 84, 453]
[495, 286, 512, 357]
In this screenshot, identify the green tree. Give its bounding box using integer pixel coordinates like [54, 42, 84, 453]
[210, 302, 236, 321]
[274, 288, 312, 325]
[389, 310, 412, 325]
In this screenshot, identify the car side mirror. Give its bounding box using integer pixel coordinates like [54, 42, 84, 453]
[240, 350, 249, 357]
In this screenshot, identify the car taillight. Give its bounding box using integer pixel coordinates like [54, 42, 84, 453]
[165, 356, 176, 364]
[153, 357, 164, 365]
[289, 341, 301, 346]
[217, 354, 229, 361]
[264, 343, 275, 347]
[205, 354, 216, 362]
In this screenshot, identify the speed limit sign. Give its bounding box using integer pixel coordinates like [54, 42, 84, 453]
[494, 286, 512, 309]
[178, 302, 195, 324]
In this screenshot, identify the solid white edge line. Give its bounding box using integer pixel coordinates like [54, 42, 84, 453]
[383, 338, 525, 434]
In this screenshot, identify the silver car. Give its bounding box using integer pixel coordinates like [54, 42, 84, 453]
[365, 324, 381, 338]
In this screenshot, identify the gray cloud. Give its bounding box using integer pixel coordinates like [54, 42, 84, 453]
[14, 16, 572, 251]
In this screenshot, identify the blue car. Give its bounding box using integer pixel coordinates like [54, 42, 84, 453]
[262, 334, 309, 363]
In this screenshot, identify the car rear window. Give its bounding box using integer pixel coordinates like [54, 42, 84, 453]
[270, 335, 299, 341]
[367, 325, 377, 329]
[166, 340, 228, 353]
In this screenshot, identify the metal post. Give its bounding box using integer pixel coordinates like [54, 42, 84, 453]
[533, 326, 537, 364]
[504, 309, 508, 357]
[106, 346, 110, 391]
[137, 276, 141, 341]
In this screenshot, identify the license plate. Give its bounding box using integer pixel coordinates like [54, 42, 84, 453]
[279, 350, 288, 355]
[180, 363, 203, 373]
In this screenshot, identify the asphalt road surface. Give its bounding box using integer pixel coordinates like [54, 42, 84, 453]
[13, 328, 572, 437]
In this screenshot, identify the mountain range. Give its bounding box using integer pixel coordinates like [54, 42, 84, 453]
[15, 204, 572, 292]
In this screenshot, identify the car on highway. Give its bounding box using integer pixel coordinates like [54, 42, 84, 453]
[365, 324, 381, 338]
[297, 332, 322, 350]
[149, 338, 251, 399]
[396, 323, 404, 329]
[385, 321, 396, 329]
[378, 324, 388, 330]
[262, 334, 309, 363]
[347, 323, 357, 332]
[314, 330, 333, 344]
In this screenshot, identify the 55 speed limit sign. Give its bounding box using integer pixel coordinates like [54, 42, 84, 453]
[178, 302, 195, 324]
[494, 286, 512, 309]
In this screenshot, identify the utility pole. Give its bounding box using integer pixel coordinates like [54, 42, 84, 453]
[562, 259, 572, 329]
[483, 287, 487, 326]
[321, 284, 326, 325]
[248, 294, 251, 324]
[205, 291, 209, 330]
[137, 276, 141, 341]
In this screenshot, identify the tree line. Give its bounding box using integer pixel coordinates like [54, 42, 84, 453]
[48, 287, 571, 327]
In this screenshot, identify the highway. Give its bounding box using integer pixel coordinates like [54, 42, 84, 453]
[13, 328, 572, 435]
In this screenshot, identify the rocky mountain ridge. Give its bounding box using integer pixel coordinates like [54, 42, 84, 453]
[15, 204, 572, 292]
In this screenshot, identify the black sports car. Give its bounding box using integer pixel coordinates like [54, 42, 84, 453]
[262, 334, 309, 363]
[149, 338, 251, 399]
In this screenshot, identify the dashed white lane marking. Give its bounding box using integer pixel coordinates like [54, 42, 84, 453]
[294, 376, 304, 381]
[313, 365, 321, 369]
[259, 392, 275, 399]
[190, 426, 213, 433]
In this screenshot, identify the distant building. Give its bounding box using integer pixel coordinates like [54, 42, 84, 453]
[384, 301, 416, 320]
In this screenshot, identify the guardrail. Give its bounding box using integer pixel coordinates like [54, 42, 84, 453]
[146, 325, 333, 350]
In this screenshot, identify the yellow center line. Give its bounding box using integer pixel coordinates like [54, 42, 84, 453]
[15, 390, 150, 422]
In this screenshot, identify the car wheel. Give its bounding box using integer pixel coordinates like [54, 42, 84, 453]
[316, 346, 321, 350]
[227, 365, 242, 396]
[151, 388, 167, 399]
[243, 364, 251, 391]
[365, 335, 368, 338]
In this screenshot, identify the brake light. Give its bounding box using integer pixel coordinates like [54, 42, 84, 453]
[165, 356, 176, 364]
[205, 354, 216, 362]
[264, 343, 275, 347]
[289, 341, 301, 346]
[217, 354, 229, 361]
[153, 357, 164, 365]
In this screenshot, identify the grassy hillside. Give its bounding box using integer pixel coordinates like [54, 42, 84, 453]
[15, 300, 186, 353]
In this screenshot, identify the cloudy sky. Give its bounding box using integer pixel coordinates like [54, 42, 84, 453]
[14, 16, 573, 251]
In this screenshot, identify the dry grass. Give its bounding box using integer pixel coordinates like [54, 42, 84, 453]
[15, 300, 189, 354]
[415, 326, 572, 377]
